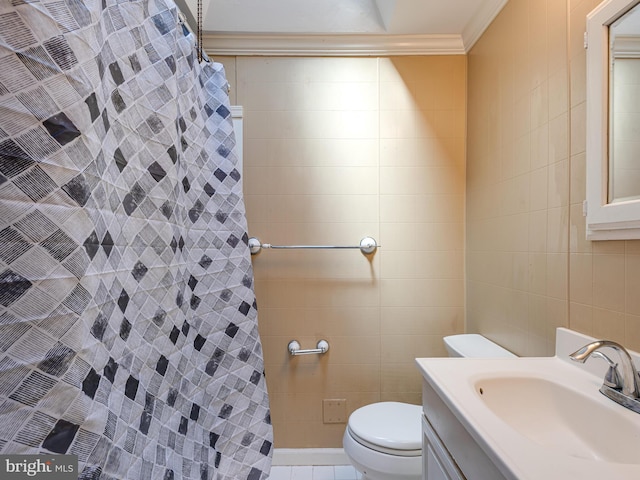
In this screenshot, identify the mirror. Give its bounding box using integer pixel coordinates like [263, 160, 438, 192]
[608, 3, 640, 204]
[586, 0, 640, 239]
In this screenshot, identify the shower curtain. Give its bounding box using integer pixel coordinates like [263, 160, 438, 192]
[0, 1, 272, 479]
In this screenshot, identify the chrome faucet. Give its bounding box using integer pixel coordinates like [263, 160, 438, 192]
[570, 340, 640, 414]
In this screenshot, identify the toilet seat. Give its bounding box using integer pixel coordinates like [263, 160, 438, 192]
[347, 402, 422, 457]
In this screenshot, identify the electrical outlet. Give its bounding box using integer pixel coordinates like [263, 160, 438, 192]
[323, 399, 347, 424]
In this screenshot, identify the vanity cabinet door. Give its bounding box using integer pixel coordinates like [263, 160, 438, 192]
[422, 416, 465, 480]
[426, 443, 450, 480]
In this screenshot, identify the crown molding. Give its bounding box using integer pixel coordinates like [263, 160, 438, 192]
[202, 33, 466, 56]
[613, 35, 640, 58]
[461, 0, 508, 51]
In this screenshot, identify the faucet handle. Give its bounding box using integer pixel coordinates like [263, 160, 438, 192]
[591, 351, 623, 390]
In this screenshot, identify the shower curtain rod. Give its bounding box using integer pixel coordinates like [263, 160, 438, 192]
[248, 236, 379, 255]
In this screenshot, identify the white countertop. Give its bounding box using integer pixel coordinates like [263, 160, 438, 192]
[416, 328, 640, 480]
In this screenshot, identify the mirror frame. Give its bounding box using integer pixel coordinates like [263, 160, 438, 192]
[586, 0, 640, 240]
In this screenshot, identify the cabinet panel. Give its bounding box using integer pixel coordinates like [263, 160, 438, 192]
[422, 416, 464, 480]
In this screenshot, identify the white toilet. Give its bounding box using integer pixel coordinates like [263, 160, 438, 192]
[343, 334, 515, 480]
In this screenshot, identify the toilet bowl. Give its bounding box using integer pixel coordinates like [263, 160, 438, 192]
[343, 402, 422, 480]
[343, 334, 514, 480]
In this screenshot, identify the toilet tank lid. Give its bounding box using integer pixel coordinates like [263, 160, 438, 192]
[443, 334, 516, 358]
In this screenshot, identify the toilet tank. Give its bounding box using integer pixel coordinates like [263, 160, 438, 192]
[443, 334, 515, 358]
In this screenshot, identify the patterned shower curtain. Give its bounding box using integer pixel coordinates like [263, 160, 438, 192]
[0, 1, 272, 479]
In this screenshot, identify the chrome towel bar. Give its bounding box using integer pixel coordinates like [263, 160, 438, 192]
[288, 339, 330, 356]
[248, 236, 378, 255]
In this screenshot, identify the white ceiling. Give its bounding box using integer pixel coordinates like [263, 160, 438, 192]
[179, 0, 508, 55]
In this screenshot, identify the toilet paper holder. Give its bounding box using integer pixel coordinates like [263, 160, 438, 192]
[288, 339, 329, 356]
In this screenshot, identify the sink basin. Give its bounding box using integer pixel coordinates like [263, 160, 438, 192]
[475, 375, 640, 464]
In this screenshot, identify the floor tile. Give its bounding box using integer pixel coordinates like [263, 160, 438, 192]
[312, 466, 335, 480]
[334, 465, 359, 480]
[269, 464, 362, 479]
[269, 466, 291, 480]
[290, 466, 313, 480]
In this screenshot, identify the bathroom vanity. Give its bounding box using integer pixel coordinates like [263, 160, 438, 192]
[416, 328, 640, 480]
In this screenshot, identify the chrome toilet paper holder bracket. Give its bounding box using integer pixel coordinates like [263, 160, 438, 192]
[287, 339, 329, 356]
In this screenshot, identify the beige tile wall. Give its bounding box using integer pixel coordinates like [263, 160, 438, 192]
[466, 0, 571, 356]
[211, 0, 640, 451]
[568, 0, 640, 349]
[467, 0, 640, 358]
[216, 56, 466, 447]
